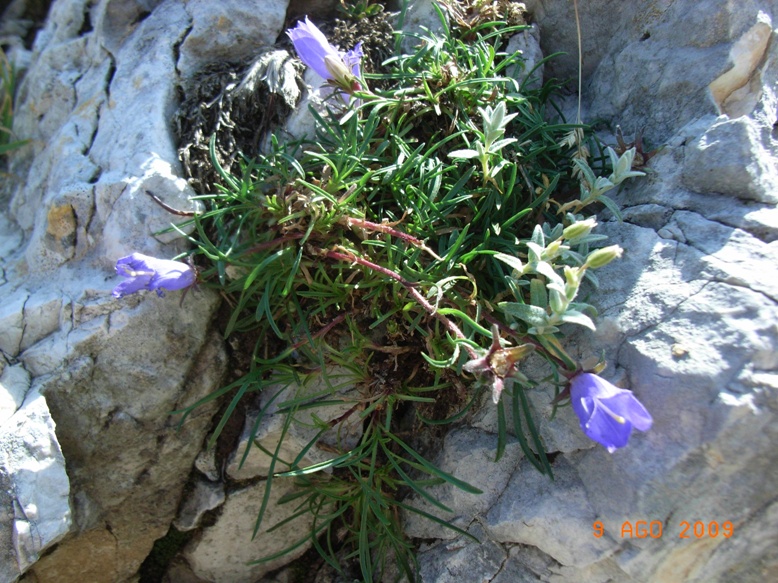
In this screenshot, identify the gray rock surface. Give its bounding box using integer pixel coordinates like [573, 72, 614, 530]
[682, 115, 778, 204]
[226, 368, 363, 481]
[181, 480, 316, 583]
[403, 427, 524, 539]
[413, 1, 778, 582]
[0, 384, 70, 582]
[417, 523, 507, 583]
[2, 0, 777, 582]
[173, 478, 226, 532]
[177, 0, 288, 78]
[506, 23, 544, 91]
[0, 0, 249, 581]
[525, 0, 776, 143]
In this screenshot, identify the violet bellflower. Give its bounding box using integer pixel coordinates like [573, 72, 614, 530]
[112, 253, 195, 298]
[569, 373, 652, 453]
[287, 17, 363, 98]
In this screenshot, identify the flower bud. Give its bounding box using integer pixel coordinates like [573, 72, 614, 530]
[542, 240, 564, 261]
[563, 265, 582, 299]
[548, 288, 567, 315]
[562, 217, 597, 241]
[584, 245, 623, 269]
[324, 55, 357, 91]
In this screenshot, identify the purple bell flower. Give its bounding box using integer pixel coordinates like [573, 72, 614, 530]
[570, 373, 653, 452]
[113, 253, 195, 298]
[287, 17, 363, 96]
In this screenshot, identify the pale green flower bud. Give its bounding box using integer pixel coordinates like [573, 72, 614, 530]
[542, 240, 564, 261]
[584, 245, 623, 269]
[324, 55, 355, 89]
[563, 218, 597, 241]
[549, 288, 567, 315]
[563, 265, 582, 299]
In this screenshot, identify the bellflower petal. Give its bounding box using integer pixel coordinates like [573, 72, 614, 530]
[287, 17, 363, 98]
[113, 253, 195, 298]
[344, 42, 363, 78]
[287, 17, 340, 81]
[570, 373, 652, 452]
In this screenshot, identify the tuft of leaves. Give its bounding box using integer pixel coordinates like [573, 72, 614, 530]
[172, 7, 644, 581]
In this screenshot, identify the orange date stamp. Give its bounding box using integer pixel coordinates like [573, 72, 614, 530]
[593, 520, 734, 539]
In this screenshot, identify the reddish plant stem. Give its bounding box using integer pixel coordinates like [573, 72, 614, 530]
[245, 233, 304, 255]
[325, 250, 417, 287]
[288, 313, 347, 353]
[145, 190, 197, 216]
[324, 249, 478, 359]
[327, 401, 363, 429]
[346, 217, 423, 245]
[345, 217, 443, 260]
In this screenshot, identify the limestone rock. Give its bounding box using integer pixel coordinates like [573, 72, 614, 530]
[0, 385, 71, 581]
[417, 524, 506, 583]
[525, 0, 775, 142]
[226, 368, 363, 480]
[0, 293, 25, 356]
[402, 427, 524, 540]
[485, 456, 614, 568]
[0, 361, 30, 424]
[181, 480, 316, 583]
[506, 24, 544, 91]
[682, 116, 778, 204]
[193, 446, 220, 483]
[708, 12, 773, 117]
[173, 479, 226, 532]
[1, 1, 236, 580]
[177, 0, 289, 79]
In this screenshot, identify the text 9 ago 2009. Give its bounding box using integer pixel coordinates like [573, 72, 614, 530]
[593, 520, 734, 539]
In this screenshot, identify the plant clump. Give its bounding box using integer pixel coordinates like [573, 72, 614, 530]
[145, 3, 652, 581]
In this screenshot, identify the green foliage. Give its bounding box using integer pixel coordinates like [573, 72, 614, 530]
[0, 49, 28, 156]
[339, 0, 385, 19]
[175, 8, 643, 582]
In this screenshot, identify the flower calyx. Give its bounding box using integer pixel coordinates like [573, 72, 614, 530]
[463, 324, 534, 403]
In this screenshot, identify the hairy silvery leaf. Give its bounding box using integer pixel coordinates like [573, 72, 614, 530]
[448, 149, 480, 159]
[569, 301, 597, 316]
[481, 101, 518, 144]
[559, 310, 596, 330]
[494, 252, 525, 273]
[491, 159, 510, 179]
[591, 176, 616, 198]
[598, 195, 623, 220]
[525, 241, 544, 263]
[608, 146, 646, 184]
[499, 302, 549, 327]
[548, 288, 567, 315]
[530, 223, 545, 246]
[489, 137, 518, 153]
[544, 221, 564, 240]
[533, 260, 564, 287]
[529, 278, 547, 308]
